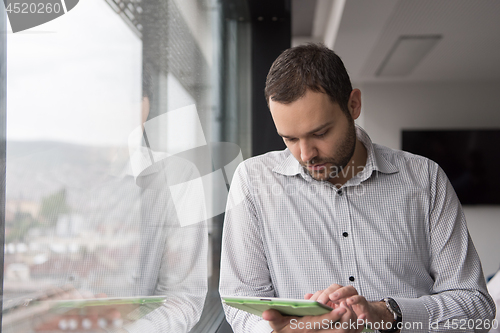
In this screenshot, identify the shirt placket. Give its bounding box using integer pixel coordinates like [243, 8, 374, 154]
[334, 186, 361, 290]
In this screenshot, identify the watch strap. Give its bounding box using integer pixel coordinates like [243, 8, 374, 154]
[379, 298, 402, 333]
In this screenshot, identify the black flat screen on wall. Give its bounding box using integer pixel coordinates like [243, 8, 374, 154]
[402, 129, 500, 205]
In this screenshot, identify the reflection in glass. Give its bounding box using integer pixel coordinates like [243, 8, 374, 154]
[3, 0, 224, 331]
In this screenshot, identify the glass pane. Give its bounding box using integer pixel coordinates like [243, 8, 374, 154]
[2, 0, 240, 331]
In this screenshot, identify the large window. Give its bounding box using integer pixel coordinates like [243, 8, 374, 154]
[1, 0, 250, 332]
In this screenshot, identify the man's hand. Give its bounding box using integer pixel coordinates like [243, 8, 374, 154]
[304, 284, 358, 308]
[304, 284, 397, 331]
[345, 296, 395, 330]
[262, 302, 365, 332]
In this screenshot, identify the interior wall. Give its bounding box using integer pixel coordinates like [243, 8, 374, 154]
[358, 81, 500, 278]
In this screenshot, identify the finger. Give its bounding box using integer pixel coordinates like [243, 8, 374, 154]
[317, 284, 343, 305]
[323, 283, 343, 296]
[317, 291, 331, 305]
[325, 300, 336, 309]
[296, 304, 348, 332]
[308, 290, 324, 301]
[346, 295, 367, 306]
[324, 301, 339, 309]
[341, 301, 371, 333]
[339, 301, 352, 311]
[347, 296, 375, 323]
[331, 305, 347, 319]
[338, 301, 354, 320]
[340, 301, 360, 320]
[329, 285, 358, 302]
[304, 293, 313, 300]
[262, 309, 283, 322]
[347, 296, 370, 317]
[262, 309, 293, 331]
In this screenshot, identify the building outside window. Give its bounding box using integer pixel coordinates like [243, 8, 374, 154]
[0, 0, 251, 332]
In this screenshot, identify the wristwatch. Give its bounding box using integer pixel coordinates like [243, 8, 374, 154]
[379, 297, 402, 333]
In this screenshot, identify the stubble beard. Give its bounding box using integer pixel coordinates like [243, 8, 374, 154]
[303, 120, 357, 182]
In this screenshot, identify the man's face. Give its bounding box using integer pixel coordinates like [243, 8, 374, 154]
[269, 90, 357, 182]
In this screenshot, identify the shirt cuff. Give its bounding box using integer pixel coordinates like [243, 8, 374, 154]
[391, 297, 429, 333]
[252, 319, 274, 333]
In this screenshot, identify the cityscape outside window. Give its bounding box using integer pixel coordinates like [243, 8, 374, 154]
[1, 0, 249, 331]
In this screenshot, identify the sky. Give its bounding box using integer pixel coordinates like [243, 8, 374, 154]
[6, 0, 143, 147]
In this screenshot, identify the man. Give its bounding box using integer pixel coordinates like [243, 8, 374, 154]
[487, 270, 500, 333]
[219, 44, 495, 333]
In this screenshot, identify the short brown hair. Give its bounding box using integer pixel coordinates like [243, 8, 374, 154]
[265, 43, 353, 114]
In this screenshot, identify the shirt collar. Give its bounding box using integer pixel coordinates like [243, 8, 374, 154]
[272, 125, 399, 180]
[272, 151, 302, 176]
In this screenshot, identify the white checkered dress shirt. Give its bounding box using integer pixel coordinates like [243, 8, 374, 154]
[220, 126, 495, 333]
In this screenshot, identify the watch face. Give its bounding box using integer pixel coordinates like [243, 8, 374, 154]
[387, 298, 402, 317]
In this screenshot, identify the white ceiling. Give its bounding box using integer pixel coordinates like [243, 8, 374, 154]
[292, 0, 500, 83]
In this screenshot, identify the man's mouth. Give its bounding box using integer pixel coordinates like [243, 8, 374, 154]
[307, 163, 326, 171]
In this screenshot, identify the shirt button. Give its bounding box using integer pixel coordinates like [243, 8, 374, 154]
[342, 232, 349, 237]
[338, 190, 343, 196]
[349, 276, 355, 282]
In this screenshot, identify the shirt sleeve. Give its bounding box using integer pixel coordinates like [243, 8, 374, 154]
[487, 272, 500, 333]
[219, 162, 276, 333]
[392, 164, 495, 333]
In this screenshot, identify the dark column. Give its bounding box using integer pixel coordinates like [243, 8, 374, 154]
[249, 0, 290, 156]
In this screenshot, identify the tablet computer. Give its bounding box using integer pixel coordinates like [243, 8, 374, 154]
[222, 296, 333, 317]
[25, 296, 167, 331]
[42, 296, 167, 309]
[222, 296, 375, 332]
[38, 296, 167, 322]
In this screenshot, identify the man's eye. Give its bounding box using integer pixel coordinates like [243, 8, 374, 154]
[314, 131, 327, 137]
[285, 138, 297, 143]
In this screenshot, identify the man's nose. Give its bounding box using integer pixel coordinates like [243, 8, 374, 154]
[300, 140, 317, 163]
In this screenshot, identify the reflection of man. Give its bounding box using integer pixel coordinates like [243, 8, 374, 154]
[51, 92, 208, 332]
[120, 89, 208, 332]
[123, 152, 208, 333]
[220, 44, 495, 333]
[55, 132, 208, 333]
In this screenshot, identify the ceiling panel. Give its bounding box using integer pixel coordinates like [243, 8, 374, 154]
[334, 0, 500, 82]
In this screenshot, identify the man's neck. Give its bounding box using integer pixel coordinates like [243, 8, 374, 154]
[328, 138, 368, 188]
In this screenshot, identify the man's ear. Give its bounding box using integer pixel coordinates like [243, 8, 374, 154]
[348, 89, 362, 120]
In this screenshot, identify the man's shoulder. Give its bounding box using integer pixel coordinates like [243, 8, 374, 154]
[239, 149, 291, 171]
[373, 143, 439, 172]
[229, 149, 292, 195]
